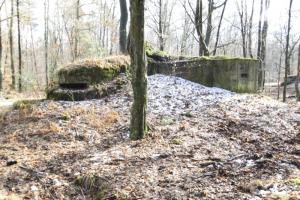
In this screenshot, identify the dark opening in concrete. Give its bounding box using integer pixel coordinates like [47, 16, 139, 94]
[241, 73, 248, 78]
[60, 83, 88, 90]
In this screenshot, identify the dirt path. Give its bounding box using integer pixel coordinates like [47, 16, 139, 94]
[0, 99, 15, 116]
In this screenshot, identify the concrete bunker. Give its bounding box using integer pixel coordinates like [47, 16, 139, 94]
[47, 56, 130, 101]
[147, 53, 260, 93]
[47, 51, 260, 101]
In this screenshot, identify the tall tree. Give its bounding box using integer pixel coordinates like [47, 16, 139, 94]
[237, 0, 248, 58]
[74, 0, 80, 60]
[44, 0, 49, 87]
[9, 0, 15, 89]
[213, 0, 228, 55]
[295, 45, 300, 101]
[260, 0, 270, 88]
[283, 0, 293, 102]
[248, 0, 254, 58]
[16, 0, 21, 92]
[119, 0, 128, 54]
[257, 0, 263, 59]
[0, 0, 4, 91]
[129, 0, 147, 140]
[195, 0, 209, 56]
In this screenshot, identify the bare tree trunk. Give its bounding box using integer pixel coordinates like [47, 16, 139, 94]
[110, 0, 116, 55]
[119, 0, 128, 54]
[129, 0, 147, 140]
[283, 0, 293, 102]
[248, 0, 254, 58]
[205, 0, 213, 47]
[74, 0, 80, 60]
[9, 0, 15, 89]
[237, 0, 247, 58]
[213, 0, 227, 55]
[277, 53, 282, 100]
[44, 0, 49, 87]
[295, 45, 300, 101]
[0, 15, 2, 91]
[257, 0, 263, 59]
[195, 0, 209, 56]
[180, 1, 190, 55]
[260, 0, 270, 90]
[30, 23, 40, 87]
[16, 0, 21, 92]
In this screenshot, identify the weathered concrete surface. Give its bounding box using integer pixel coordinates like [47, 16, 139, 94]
[148, 56, 260, 93]
[58, 56, 129, 85]
[47, 56, 130, 101]
[47, 74, 128, 101]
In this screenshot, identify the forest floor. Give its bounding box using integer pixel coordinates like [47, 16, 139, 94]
[0, 75, 300, 200]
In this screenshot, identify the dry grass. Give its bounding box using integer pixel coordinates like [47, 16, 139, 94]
[64, 55, 130, 70]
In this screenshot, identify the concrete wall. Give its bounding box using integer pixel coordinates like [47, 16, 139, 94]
[148, 57, 259, 93]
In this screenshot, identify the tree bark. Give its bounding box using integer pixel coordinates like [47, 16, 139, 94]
[0, 15, 2, 91]
[248, 0, 254, 58]
[212, 0, 227, 56]
[205, 0, 213, 47]
[16, 0, 21, 92]
[283, 0, 293, 102]
[257, 0, 263, 59]
[237, 0, 247, 58]
[119, 0, 128, 54]
[260, 0, 270, 90]
[74, 0, 80, 60]
[295, 45, 300, 101]
[44, 0, 49, 87]
[129, 0, 147, 140]
[9, 0, 15, 89]
[158, 0, 164, 51]
[195, 0, 208, 56]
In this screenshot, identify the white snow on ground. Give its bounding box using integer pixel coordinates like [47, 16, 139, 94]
[147, 74, 235, 115]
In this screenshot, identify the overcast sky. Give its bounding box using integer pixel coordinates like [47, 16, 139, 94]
[6, 0, 299, 44]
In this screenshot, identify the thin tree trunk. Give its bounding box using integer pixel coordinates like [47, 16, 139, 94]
[44, 0, 49, 87]
[119, 0, 128, 54]
[158, 0, 164, 51]
[0, 15, 2, 91]
[283, 0, 293, 102]
[30, 23, 39, 87]
[248, 0, 254, 58]
[16, 0, 21, 92]
[257, 0, 263, 59]
[260, 0, 270, 90]
[110, 0, 116, 55]
[129, 0, 147, 140]
[74, 0, 80, 60]
[277, 53, 282, 100]
[195, 0, 208, 56]
[213, 0, 227, 55]
[205, 0, 213, 47]
[237, 0, 247, 58]
[9, 0, 15, 89]
[295, 45, 300, 101]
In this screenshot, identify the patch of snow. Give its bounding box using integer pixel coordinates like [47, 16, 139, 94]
[147, 74, 235, 116]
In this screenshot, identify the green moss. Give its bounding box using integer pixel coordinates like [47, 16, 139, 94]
[289, 178, 300, 186]
[170, 138, 183, 145]
[13, 99, 42, 110]
[58, 56, 130, 85]
[233, 84, 257, 93]
[189, 55, 258, 61]
[161, 117, 174, 125]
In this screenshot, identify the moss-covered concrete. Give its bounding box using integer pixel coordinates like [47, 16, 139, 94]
[148, 54, 259, 93]
[47, 75, 128, 101]
[58, 56, 130, 85]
